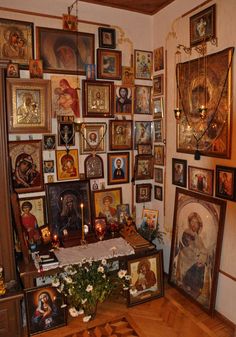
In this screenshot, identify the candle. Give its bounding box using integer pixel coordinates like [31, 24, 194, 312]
[80, 203, 84, 240]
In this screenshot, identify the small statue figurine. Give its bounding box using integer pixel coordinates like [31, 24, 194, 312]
[0, 266, 6, 295]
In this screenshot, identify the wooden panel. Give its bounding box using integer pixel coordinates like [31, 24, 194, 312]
[0, 300, 22, 337]
[79, 0, 175, 15]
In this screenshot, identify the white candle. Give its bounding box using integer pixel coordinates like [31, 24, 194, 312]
[80, 203, 84, 240]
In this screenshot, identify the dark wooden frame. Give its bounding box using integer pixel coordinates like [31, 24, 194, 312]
[19, 195, 46, 229]
[190, 4, 216, 47]
[6, 78, 51, 134]
[188, 166, 214, 196]
[82, 79, 114, 118]
[137, 144, 152, 155]
[154, 167, 163, 184]
[0, 18, 34, 67]
[58, 120, 75, 146]
[109, 119, 133, 151]
[154, 119, 163, 143]
[153, 97, 164, 119]
[9, 139, 44, 194]
[114, 85, 134, 115]
[136, 183, 152, 203]
[215, 165, 236, 201]
[84, 154, 104, 180]
[24, 285, 67, 336]
[45, 180, 91, 238]
[134, 155, 154, 180]
[43, 134, 56, 150]
[172, 158, 187, 187]
[134, 49, 153, 80]
[36, 27, 95, 75]
[154, 185, 163, 201]
[107, 152, 129, 185]
[98, 27, 116, 49]
[127, 250, 164, 306]
[168, 188, 226, 314]
[134, 121, 153, 150]
[79, 122, 107, 154]
[153, 74, 164, 96]
[97, 48, 122, 80]
[134, 85, 152, 115]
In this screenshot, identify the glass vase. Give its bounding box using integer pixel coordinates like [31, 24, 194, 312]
[83, 301, 98, 320]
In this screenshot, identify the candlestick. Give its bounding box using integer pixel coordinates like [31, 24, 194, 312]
[80, 203, 84, 241]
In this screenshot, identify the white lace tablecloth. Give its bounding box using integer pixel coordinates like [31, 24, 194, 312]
[54, 237, 135, 267]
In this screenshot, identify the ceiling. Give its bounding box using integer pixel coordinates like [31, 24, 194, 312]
[79, 0, 175, 16]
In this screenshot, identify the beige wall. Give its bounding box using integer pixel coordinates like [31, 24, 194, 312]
[153, 0, 236, 323]
[1, 0, 235, 324]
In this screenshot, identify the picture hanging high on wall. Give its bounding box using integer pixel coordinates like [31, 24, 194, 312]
[176, 47, 233, 158]
[134, 49, 153, 80]
[169, 188, 226, 314]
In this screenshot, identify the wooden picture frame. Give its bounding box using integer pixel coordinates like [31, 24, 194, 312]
[134, 49, 153, 80]
[6, 78, 51, 134]
[40, 225, 51, 245]
[19, 196, 46, 229]
[92, 187, 122, 223]
[153, 97, 164, 119]
[190, 4, 216, 47]
[134, 85, 152, 114]
[134, 121, 152, 149]
[176, 47, 233, 158]
[29, 59, 43, 79]
[51, 75, 80, 118]
[169, 188, 226, 314]
[79, 122, 106, 154]
[107, 152, 129, 185]
[97, 49, 122, 80]
[98, 27, 116, 49]
[153, 74, 164, 96]
[154, 185, 163, 201]
[36, 27, 95, 75]
[0, 18, 34, 67]
[43, 160, 54, 173]
[137, 144, 152, 155]
[109, 120, 133, 151]
[43, 134, 56, 150]
[114, 85, 134, 114]
[135, 155, 154, 180]
[25, 285, 67, 335]
[172, 158, 187, 187]
[85, 64, 96, 80]
[9, 140, 44, 194]
[154, 145, 165, 166]
[136, 183, 152, 203]
[82, 79, 114, 118]
[94, 217, 107, 240]
[154, 119, 163, 143]
[56, 149, 79, 181]
[84, 154, 104, 180]
[6, 62, 19, 78]
[127, 251, 164, 306]
[188, 166, 214, 196]
[142, 208, 159, 228]
[215, 165, 236, 201]
[45, 180, 91, 238]
[154, 46, 164, 71]
[154, 167, 163, 184]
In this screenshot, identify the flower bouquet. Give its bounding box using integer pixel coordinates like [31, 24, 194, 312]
[52, 258, 130, 322]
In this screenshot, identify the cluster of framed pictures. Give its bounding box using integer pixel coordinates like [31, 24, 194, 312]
[172, 158, 236, 201]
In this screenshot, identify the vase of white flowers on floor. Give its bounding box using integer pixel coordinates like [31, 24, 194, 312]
[52, 258, 130, 322]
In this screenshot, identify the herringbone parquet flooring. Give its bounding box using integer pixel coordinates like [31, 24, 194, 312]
[33, 286, 235, 337]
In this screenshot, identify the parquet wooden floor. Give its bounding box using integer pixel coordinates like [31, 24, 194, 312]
[32, 285, 235, 337]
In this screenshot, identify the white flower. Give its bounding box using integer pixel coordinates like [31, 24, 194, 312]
[86, 284, 93, 292]
[81, 298, 87, 304]
[83, 315, 92, 322]
[97, 266, 104, 273]
[118, 269, 127, 278]
[69, 307, 80, 317]
[82, 258, 87, 264]
[64, 276, 73, 284]
[130, 288, 138, 295]
[125, 275, 131, 281]
[85, 266, 89, 272]
[57, 283, 64, 293]
[52, 278, 60, 287]
[101, 259, 107, 266]
[60, 304, 67, 308]
[77, 309, 84, 315]
[102, 274, 106, 279]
